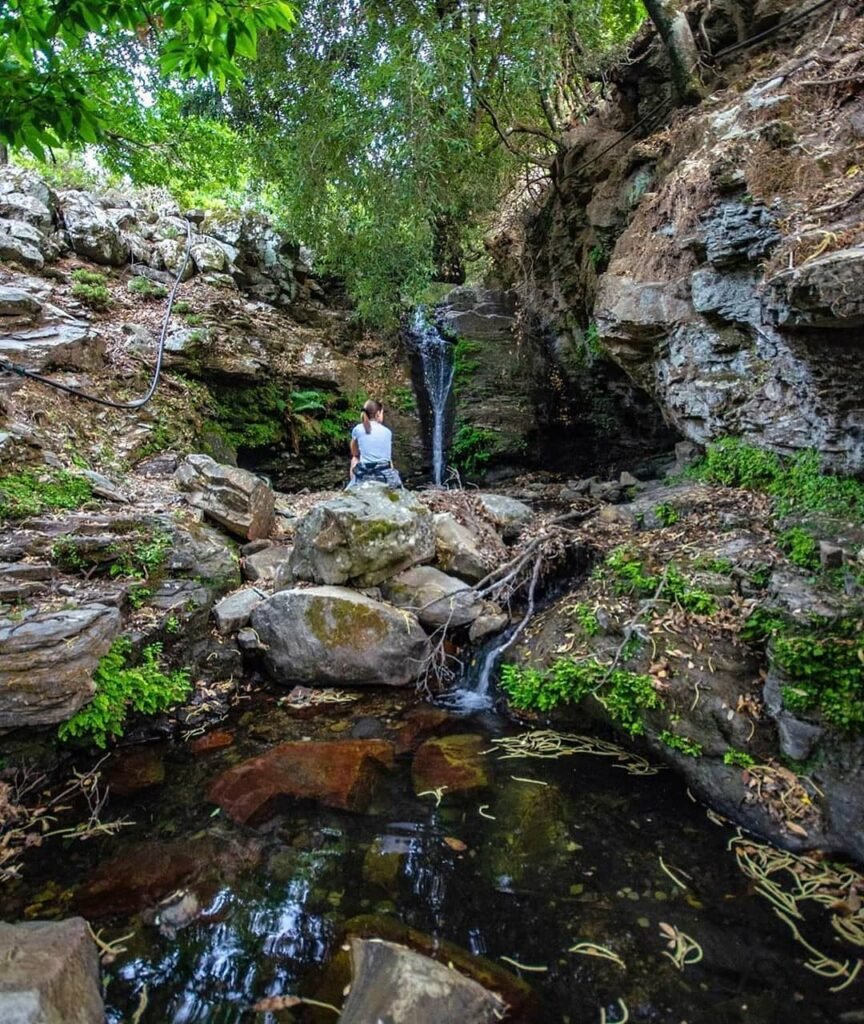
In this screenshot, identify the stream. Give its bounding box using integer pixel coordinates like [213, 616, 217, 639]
[2, 682, 856, 1024]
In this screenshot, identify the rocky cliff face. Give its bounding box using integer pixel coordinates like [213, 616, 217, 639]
[0, 168, 422, 489]
[490, 0, 864, 473]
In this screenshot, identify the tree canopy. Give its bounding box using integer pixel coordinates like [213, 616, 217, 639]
[3, 0, 648, 325]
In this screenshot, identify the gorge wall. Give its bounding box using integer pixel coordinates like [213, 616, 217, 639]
[489, 0, 864, 474]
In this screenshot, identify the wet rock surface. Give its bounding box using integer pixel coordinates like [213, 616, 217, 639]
[208, 738, 395, 823]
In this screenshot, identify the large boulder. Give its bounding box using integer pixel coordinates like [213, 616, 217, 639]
[250, 586, 431, 686]
[208, 738, 395, 823]
[0, 285, 42, 319]
[432, 513, 494, 583]
[0, 918, 104, 1024]
[380, 565, 482, 628]
[339, 939, 507, 1024]
[59, 191, 129, 266]
[0, 604, 121, 727]
[476, 493, 533, 541]
[288, 486, 435, 586]
[175, 455, 274, 541]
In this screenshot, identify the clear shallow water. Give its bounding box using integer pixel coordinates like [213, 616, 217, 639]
[2, 691, 859, 1024]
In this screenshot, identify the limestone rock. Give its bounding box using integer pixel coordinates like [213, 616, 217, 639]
[468, 605, 509, 642]
[432, 513, 493, 583]
[0, 319, 103, 373]
[212, 587, 267, 633]
[250, 586, 431, 687]
[381, 565, 482, 628]
[190, 238, 228, 273]
[60, 191, 129, 265]
[340, 939, 507, 1024]
[153, 238, 195, 281]
[175, 454, 275, 541]
[0, 918, 104, 1024]
[241, 543, 293, 587]
[765, 247, 864, 328]
[0, 192, 53, 232]
[0, 285, 42, 318]
[0, 218, 45, 269]
[412, 734, 491, 795]
[699, 201, 781, 267]
[0, 604, 121, 727]
[165, 521, 241, 591]
[208, 739, 395, 823]
[288, 486, 435, 586]
[476, 493, 533, 541]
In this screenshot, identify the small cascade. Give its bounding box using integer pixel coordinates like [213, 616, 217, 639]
[409, 307, 454, 486]
[436, 629, 515, 714]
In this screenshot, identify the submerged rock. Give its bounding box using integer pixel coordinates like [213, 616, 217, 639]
[0, 917, 104, 1024]
[288, 486, 435, 586]
[208, 738, 395, 824]
[251, 586, 431, 687]
[339, 938, 507, 1024]
[412, 734, 491, 796]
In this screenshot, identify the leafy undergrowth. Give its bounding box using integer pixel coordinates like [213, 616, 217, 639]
[0, 468, 93, 520]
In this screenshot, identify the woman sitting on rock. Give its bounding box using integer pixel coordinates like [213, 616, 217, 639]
[348, 399, 402, 488]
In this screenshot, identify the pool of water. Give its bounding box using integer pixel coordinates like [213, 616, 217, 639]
[2, 689, 859, 1023]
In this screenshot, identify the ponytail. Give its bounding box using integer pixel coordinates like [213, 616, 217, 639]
[361, 398, 382, 434]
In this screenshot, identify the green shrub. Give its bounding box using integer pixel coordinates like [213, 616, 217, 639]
[184, 313, 204, 326]
[596, 549, 718, 615]
[390, 385, 417, 413]
[723, 749, 755, 768]
[70, 269, 110, 310]
[659, 730, 703, 757]
[127, 276, 168, 300]
[0, 469, 92, 520]
[450, 422, 497, 477]
[173, 300, 193, 314]
[58, 639, 191, 748]
[693, 440, 864, 520]
[653, 503, 679, 527]
[452, 339, 481, 389]
[500, 657, 661, 736]
[778, 526, 820, 571]
[567, 602, 600, 636]
[290, 389, 330, 413]
[108, 529, 171, 580]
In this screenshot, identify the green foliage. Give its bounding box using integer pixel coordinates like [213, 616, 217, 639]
[567, 602, 601, 636]
[289, 389, 330, 414]
[740, 607, 787, 644]
[389, 386, 417, 414]
[127, 585, 152, 610]
[653, 503, 679, 526]
[1, 1, 296, 158]
[58, 638, 191, 748]
[184, 313, 204, 326]
[450, 422, 498, 478]
[778, 526, 820, 571]
[452, 339, 481, 389]
[173, 300, 193, 315]
[210, 380, 288, 450]
[595, 548, 718, 615]
[164, 615, 181, 635]
[659, 730, 703, 757]
[70, 268, 110, 310]
[290, 388, 368, 457]
[501, 657, 660, 735]
[693, 440, 864, 520]
[127, 276, 168, 300]
[0, 468, 92, 520]
[774, 621, 864, 733]
[724, 749, 755, 768]
[109, 529, 171, 580]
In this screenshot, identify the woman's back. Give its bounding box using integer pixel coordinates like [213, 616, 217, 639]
[352, 420, 392, 464]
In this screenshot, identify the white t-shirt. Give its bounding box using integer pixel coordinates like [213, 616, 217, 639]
[351, 421, 392, 464]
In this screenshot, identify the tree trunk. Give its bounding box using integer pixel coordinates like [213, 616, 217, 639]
[643, 0, 702, 105]
[0, 143, 8, 166]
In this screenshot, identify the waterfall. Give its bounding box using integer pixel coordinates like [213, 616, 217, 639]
[436, 628, 515, 714]
[410, 308, 454, 486]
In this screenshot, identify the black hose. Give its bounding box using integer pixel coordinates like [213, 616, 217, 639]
[0, 216, 194, 409]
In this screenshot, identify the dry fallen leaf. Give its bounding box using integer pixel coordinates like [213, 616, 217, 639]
[443, 836, 468, 852]
[250, 995, 302, 1012]
[785, 821, 808, 838]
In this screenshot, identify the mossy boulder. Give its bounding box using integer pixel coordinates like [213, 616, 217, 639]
[288, 485, 436, 586]
[250, 586, 431, 686]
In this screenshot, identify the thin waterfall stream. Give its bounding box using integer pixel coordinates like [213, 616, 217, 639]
[409, 308, 454, 486]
